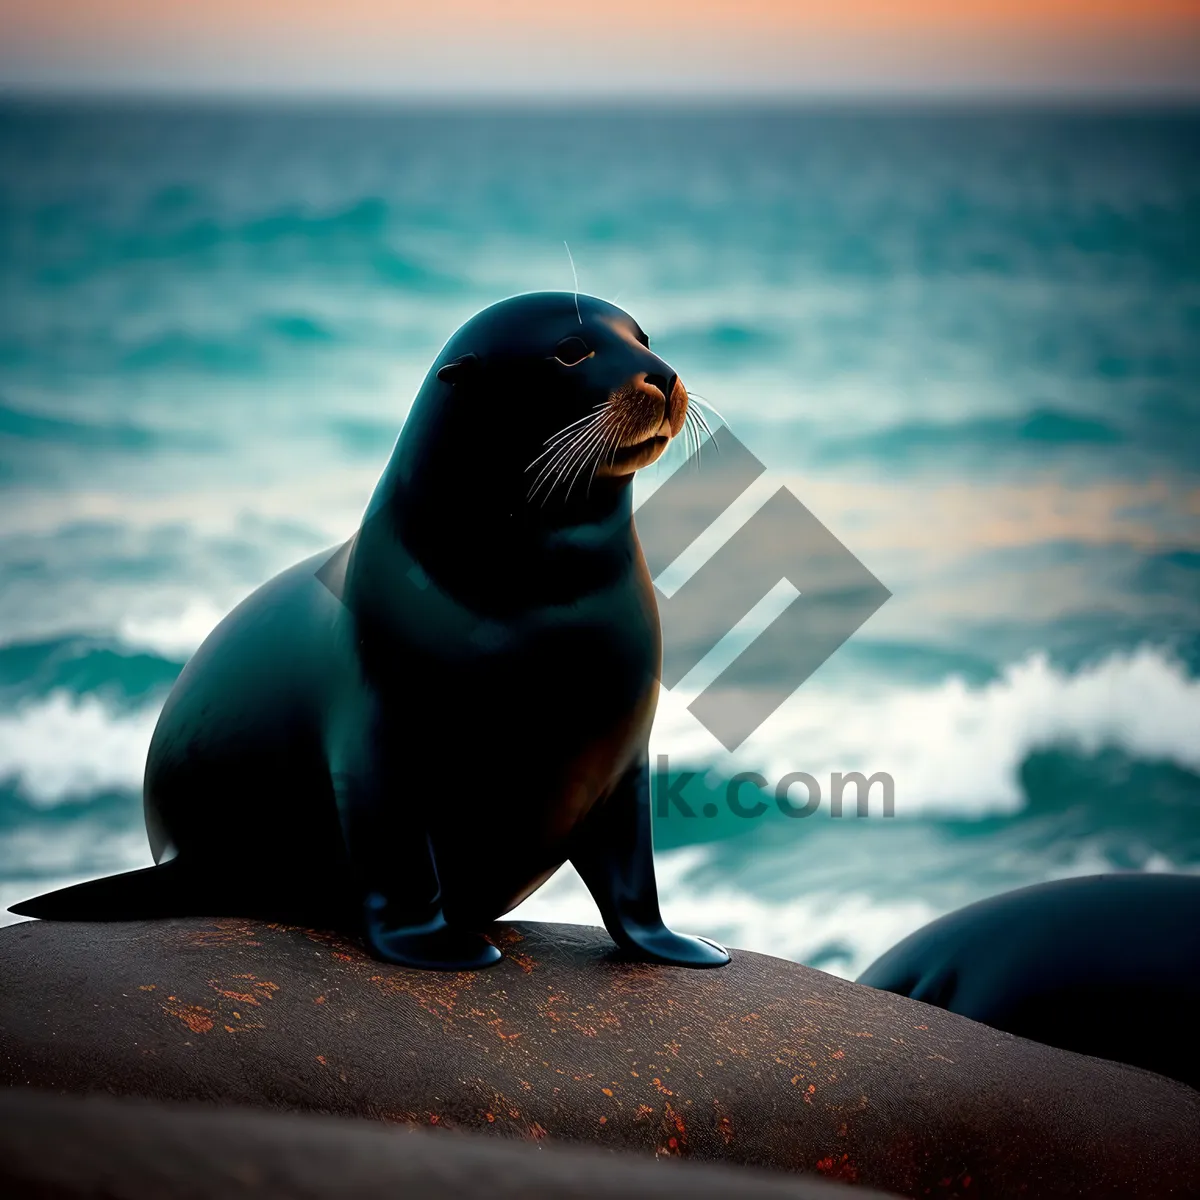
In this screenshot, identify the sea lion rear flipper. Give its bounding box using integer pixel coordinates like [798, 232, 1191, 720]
[9, 860, 194, 921]
[570, 762, 730, 968]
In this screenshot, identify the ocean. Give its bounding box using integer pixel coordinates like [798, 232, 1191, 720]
[1, 100, 1198, 977]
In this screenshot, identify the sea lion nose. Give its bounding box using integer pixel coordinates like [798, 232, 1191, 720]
[641, 371, 678, 425]
[642, 371, 675, 403]
[637, 370, 684, 439]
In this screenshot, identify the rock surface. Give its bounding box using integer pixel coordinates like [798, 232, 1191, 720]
[0, 1087, 895, 1199]
[1, 917, 1197, 1198]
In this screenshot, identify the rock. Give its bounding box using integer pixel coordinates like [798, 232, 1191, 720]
[0, 1087, 894, 1199]
[1, 917, 1197, 1198]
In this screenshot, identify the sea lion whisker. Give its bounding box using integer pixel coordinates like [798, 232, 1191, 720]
[527, 438, 585, 500]
[531, 403, 607, 453]
[686, 404, 717, 459]
[528, 437, 588, 501]
[530, 413, 612, 503]
[584, 416, 618, 495]
[563, 240, 583, 325]
[526, 405, 609, 483]
[690, 404, 716, 441]
[683, 396, 722, 458]
[560, 416, 618, 502]
[545, 386, 637, 500]
[542, 433, 598, 505]
[683, 409, 701, 469]
[573, 409, 625, 489]
[544, 400, 609, 442]
[526, 409, 606, 476]
[614, 405, 645, 456]
[686, 392, 728, 427]
[611, 408, 637, 463]
[671, 404, 692, 461]
[588, 412, 631, 495]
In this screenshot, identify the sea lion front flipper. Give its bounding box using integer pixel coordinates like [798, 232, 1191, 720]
[362, 903, 503, 972]
[329, 741, 500, 971]
[570, 762, 730, 968]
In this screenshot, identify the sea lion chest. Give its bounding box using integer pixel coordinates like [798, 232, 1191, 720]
[347, 548, 660, 907]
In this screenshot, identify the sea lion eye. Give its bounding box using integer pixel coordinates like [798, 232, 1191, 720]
[553, 336, 592, 366]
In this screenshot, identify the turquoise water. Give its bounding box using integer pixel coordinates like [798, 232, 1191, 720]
[2, 101, 1198, 975]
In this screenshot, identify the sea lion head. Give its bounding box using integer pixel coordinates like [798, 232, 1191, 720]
[367, 292, 699, 609]
[409, 292, 692, 510]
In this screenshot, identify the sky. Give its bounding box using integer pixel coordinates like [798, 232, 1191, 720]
[0, 1, 1198, 97]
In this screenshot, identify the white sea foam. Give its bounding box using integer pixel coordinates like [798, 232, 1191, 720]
[511, 844, 1200, 978]
[3, 650, 1197, 974]
[509, 852, 942, 979]
[1, 646, 1197, 818]
[0, 692, 156, 803]
[118, 600, 228, 658]
[652, 645, 1200, 817]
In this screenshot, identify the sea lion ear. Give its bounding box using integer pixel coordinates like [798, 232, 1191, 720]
[436, 353, 479, 385]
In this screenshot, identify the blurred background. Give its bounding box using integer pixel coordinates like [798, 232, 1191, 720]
[1, 3, 1198, 977]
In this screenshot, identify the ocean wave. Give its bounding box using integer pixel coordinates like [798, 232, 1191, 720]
[0, 821, 153, 929]
[814, 406, 1126, 463]
[264, 313, 337, 343]
[0, 635, 182, 708]
[2, 646, 1197, 977]
[0, 693, 156, 804]
[0, 642, 1194, 822]
[657, 321, 785, 365]
[327, 416, 400, 458]
[117, 601, 228, 658]
[119, 313, 342, 373]
[511, 839, 1200, 979]
[28, 198, 463, 292]
[509, 852, 943, 979]
[0, 398, 214, 452]
[652, 644, 1200, 818]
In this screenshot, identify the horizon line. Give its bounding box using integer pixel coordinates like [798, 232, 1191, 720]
[3, 86, 1200, 108]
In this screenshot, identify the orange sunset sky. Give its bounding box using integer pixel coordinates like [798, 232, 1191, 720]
[1, 0, 1198, 95]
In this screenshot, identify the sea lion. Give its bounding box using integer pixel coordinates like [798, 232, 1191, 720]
[857, 873, 1200, 1090]
[12, 292, 729, 972]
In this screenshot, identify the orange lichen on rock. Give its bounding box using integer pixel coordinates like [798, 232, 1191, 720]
[209, 976, 279, 1008]
[178, 920, 263, 949]
[814, 1153, 860, 1183]
[367, 971, 476, 1022]
[160, 998, 215, 1034]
